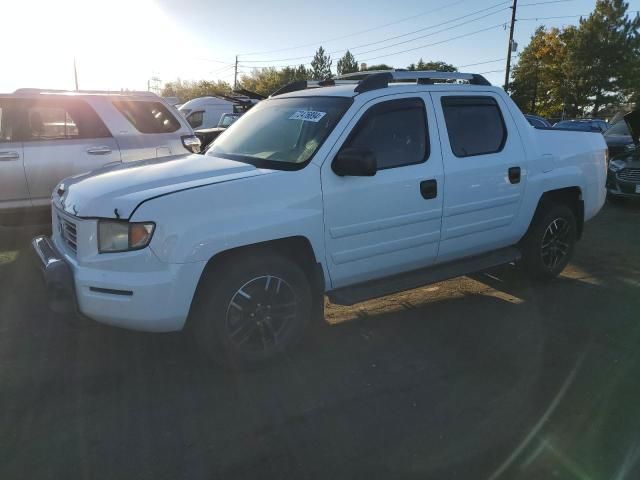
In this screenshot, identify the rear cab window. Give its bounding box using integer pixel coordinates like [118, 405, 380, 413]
[441, 96, 507, 157]
[113, 100, 181, 134]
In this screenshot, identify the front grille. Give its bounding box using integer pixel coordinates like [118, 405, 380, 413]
[59, 216, 77, 253]
[617, 168, 640, 183]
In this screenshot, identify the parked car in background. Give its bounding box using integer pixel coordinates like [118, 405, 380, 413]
[0, 89, 199, 224]
[194, 113, 243, 151]
[33, 70, 607, 367]
[607, 110, 640, 201]
[604, 118, 635, 158]
[524, 114, 552, 128]
[553, 118, 609, 132]
[179, 96, 235, 130]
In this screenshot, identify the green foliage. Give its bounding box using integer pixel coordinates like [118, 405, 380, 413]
[160, 79, 232, 103]
[511, 0, 640, 118]
[362, 64, 394, 71]
[407, 59, 457, 72]
[239, 65, 309, 97]
[310, 46, 333, 79]
[336, 50, 359, 75]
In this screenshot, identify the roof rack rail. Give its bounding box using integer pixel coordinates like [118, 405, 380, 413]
[270, 70, 492, 97]
[13, 88, 159, 96]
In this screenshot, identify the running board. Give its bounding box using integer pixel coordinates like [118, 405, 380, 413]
[327, 247, 521, 306]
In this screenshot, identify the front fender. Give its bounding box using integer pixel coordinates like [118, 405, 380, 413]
[133, 166, 326, 269]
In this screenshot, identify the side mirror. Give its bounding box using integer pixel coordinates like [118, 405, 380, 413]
[332, 147, 377, 177]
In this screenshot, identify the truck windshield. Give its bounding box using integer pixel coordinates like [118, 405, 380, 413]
[207, 96, 352, 170]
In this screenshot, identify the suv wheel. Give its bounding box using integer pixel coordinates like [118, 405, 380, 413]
[521, 203, 577, 281]
[191, 253, 312, 367]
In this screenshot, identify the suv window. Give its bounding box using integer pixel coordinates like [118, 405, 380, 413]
[20, 99, 111, 141]
[186, 111, 204, 129]
[344, 98, 428, 169]
[0, 100, 17, 142]
[113, 101, 181, 134]
[442, 96, 507, 157]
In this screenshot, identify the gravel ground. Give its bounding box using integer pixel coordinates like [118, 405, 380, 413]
[1, 202, 640, 480]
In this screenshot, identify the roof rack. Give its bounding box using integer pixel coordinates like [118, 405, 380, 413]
[13, 88, 159, 97]
[270, 70, 491, 97]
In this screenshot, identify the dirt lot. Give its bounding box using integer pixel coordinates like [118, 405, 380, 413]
[2, 202, 640, 480]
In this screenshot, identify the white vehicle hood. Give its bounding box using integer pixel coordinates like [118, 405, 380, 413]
[54, 154, 276, 219]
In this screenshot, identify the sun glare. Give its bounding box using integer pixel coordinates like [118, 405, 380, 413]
[2, 0, 196, 92]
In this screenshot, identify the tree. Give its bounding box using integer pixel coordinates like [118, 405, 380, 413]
[161, 79, 232, 103]
[239, 65, 310, 97]
[336, 50, 358, 75]
[510, 0, 640, 118]
[362, 63, 394, 71]
[570, 0, 640, 115]
[310, 46, 333, 79]
[407, 59, 457, 72]
[510, 27, 571, 117]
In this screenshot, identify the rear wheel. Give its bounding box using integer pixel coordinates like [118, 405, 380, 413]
[521, 203, 577, 281]
[191, 252, 312, 368]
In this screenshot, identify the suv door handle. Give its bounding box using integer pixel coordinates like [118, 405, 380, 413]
[420, 179, 437, 199]
[508, 167, 521, 184]
[87, 146, 112, 155]
[0, 151, 20, 161]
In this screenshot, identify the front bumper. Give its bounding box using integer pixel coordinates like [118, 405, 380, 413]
[31, 236, 78, 315]
[606, 171, 640, 197]
[33, 234, 207, 332]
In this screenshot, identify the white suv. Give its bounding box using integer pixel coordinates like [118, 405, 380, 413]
[0, 89, 200, 224]
[33, 71, 607, 367]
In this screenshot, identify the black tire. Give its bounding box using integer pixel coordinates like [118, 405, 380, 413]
[191, 252, 312, 368]
[520, 203, 577, 281]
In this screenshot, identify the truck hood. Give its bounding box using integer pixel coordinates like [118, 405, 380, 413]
[624, 110, 640, 146]
[54, 154, 275, 219]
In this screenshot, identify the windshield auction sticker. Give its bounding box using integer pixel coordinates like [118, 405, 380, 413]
[289, 110, 327, 122]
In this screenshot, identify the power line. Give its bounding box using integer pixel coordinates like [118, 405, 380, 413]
[349, 8, 509, 58]
[239, 0, 470, 56]
[517, 10, 639, 21]
[518, 0, 574, 6]
[359, 22, 506, 62]
[241, 1, 510, 64]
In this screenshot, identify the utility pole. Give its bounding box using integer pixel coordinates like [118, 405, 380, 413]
[233, 55, 238, 90]
[503, 0, 518, 91]
[73, 57, 79, 91]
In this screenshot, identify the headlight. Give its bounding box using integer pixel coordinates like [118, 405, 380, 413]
[98, 221, 155, 253]
[609, 160, 626, 172]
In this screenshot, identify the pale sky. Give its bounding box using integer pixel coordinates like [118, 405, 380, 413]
[2, 0, 636, 93]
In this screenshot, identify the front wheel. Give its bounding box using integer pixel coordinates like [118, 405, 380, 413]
[520, 203, 577, 281]
[191, 253, 312, 368]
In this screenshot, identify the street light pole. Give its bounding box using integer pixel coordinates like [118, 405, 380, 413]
[504, 0, 518, 91]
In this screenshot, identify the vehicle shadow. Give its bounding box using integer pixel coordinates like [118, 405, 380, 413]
[3, 236, 639, 480]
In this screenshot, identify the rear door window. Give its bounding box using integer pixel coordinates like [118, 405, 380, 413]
[19, 99, 111, 141]
[441, 96, 507, 157]
[113, 101, 181, 133]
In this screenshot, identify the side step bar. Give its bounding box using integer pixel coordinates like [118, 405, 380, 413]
[327, 246, 521, 306]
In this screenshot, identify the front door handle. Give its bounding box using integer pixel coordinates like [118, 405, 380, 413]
[420, 179, 437, 199]
[87, 146, 112, 155]
[508, 167, 521, 184]
[0, 151, 20, 161]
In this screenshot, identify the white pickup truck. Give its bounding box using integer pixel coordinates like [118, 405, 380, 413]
[33, 71, 607, 367]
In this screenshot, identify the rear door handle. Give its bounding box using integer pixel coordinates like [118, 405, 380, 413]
[0, 151, 20, 161]
[420, 179, 437, 199]
[508, 167, 521, 184]
[87, 146, 112, 155]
